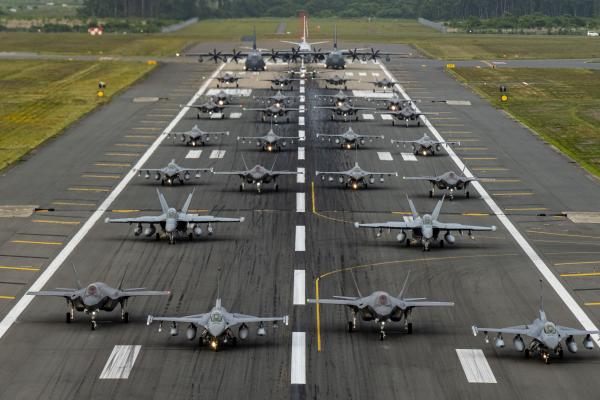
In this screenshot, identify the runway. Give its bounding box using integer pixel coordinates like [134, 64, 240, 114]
[1, 46, 600, 399]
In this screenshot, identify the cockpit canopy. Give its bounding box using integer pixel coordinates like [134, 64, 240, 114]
[543, 322, 557, 335]
[377, 293, 390, 306]
[423, 215, 433, 224]
[210, 313, 223, 323]
[85, 284, 98, 297]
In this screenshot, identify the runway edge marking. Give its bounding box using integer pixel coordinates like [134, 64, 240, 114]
[455, 349, 497, 384]
[378, 62, 600, 343]
[99, 345, 142, 379]
[0, 63, 227, 340]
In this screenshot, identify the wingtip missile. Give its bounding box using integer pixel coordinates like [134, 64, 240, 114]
[471, 325, 479, 336]
[354, 222, 360, 228]
[147, 315, 154, 325]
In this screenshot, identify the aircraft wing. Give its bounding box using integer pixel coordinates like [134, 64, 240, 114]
[213, 171, 248, 177]
[360, 170, 398, 177]
[403, 176, 439, 182]
[307, 298, 362, 307]
[401, 300, 455, 308]
[147, 314, 210, 327]
[28, 289, 78, 298]
[354, 221, 417, 230]
[117, 289, 171, 298]
[179, 215, 245, 223]
[557, 325, 600, 336]
[227, 313, 289, 326]
[433, 222, 496, 232]
[105, 215, 166, 224]
[271, 171, 302, 177]
[472, 325, 532, 336]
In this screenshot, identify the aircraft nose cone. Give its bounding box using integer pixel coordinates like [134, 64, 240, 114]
[83, 296, 99, 308]
[422, 226, 433, 239]
[208, 326, 223, 337]
[165, 220, 177, 233]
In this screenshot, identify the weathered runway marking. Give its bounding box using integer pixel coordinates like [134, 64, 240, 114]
[293, 270, 306, 305]
[464, 157, 497, 160]
[52, 201, 95, 207]
[299, 105, 305, 114]
[401, 153, 418, 162]
[299, 95, 305, 103]
[372, 72, 379, 77]
[94, 162, 131, 167]
[555, 260, 600, 266]
[209, 150, 226, 159]
[0, 63, 227, 340]
[504, 207, 545, 211]
[99, 345, 141, 379]
[298, 147, 305, 161]
[300, 86, 305, 94]
[298, 130, 305, 140]
[346, 72, 354, 76]
[81, 174, 121, 180]
[68, 187, 111, 193]
[492, 192, 534, 197]
[472, 167, 508, 171]
[362, 114, 374, 120]
[105, 152, 139, 157]
[185, 150, 202, 159]
[297, 167, 305, 183]
[359, 72, 367, 76]
[115, 143, 148, 148]
[229, 112, 243, 119]
[378, 61, 600, 345]
[561, 272, 600, 277]
[377, 152, 393, 161]
[381, 114, 393, 120]
[291, 332, 306, 384]
[11, 240, 62, 246]
[295, 226, 305, 252]
[125, 134, 155, 139]
[300, 79, 305, 85]
[0, 296, 15, 300]
[299, 116, 305, 126]
[456, 349, 497, 384]
[32, 219, 80, 226]
[296, 193, 305, 213]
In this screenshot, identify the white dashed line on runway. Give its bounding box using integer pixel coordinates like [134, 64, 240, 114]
[229, 112, 242, 119]
[362, 114, 374, 120]
[300, 86, 305, 94]
[346, 72, 354, 76]
[300, 79, 305, 85]
[300, 95, 305, 103]
[291, 332, 306, 384]
[299, 117, 305, 126]
[209, 150, 226, 159]
[185, 150, 202, 159]
[456, 349, 497, 384]
[298, 147, 305, 160]
[296, 193, 305, 213]
[293, 270, 306, 304]
[377, 152, 393, 161]
[299, 105, 305, 113]
[99, 345, 141, 379]
[381, 114, 393, 120]
[297, 167, 305, 183]
[298, 130, 305, 140]
[401, 153, 418, 161]
[295, 226, 305, 251]
[359, 72, 367, 76]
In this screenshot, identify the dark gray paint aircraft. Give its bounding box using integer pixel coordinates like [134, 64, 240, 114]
[215, 72, 241, 88]
[168, 124, 229, 147]
[256, 90, 297, 108]
[238, 128, 299, 152]
[316, 162, 398, 189]
[137, 159, 212, 186]
[105, 189, 244, 244]
[377, 102, 434, 127]
[404, 170, 478, 199]
[210, 90, 237, 106]
[315, 74, 355, 89]
[316, 126, 383, 149]
[370, 77, 398, 91]
[147, 296, 288, 351]
[315, 90, 359, 106]
[213, 156, 300, 193]
[473, 282, 599, 364]
[355, 196, 496, 250]
[188, 99, 241, 119]
[244, 103, 299, 123]
[28, 271, 170, 330]
[314, 103, 376, 121]
[308, 273, 453, 340]
[392, 133, 460, 156]
[262, 74, 301, 90]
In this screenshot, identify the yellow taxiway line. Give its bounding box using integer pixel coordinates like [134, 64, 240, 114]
[32, 219, 80, 225]
[0, 265, 40, 271]
[11, 240, 62, 246]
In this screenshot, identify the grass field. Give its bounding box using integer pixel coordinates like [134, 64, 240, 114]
[451, 67, 600, 177]
[3, 18, 600, 59]
[0, 59, 155, 170]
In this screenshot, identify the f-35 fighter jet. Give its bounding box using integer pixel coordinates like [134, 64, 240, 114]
[213, 156, 300, 193]
[392, 133, 460, 156]
[316, 162, 398, 189]
[314, 74, 355, 90]
[308, 272, 453, 340]
[262, 74, 301, 90]
[404, 170, 478, 199]
[316, 126, 383, 149]
[168, 124, 229, 147]
[215, 72, 241, 88]
[370, 77, 398, 91]
[354, 196, 496, 250]
[137, 159, 212, 186]
[105, 189, 244, 244]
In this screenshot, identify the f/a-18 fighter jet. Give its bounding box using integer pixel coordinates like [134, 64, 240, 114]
[308, 272, 453, 340]
[316, 126, 383, 149]
[213, 156, 300, 193]
[355, 196, 496, 250]
[147, 294, 288, 351]
[105, 189, 244, 244]
[392, 133, 460, 156]
[262, 74, 301, 90]
[404, 170, 478, 199]
[314, 102, 376, 121]
[168, 124, 229, 147]
[370, 77, 398, 91]
[238, 127, 299, 152]
[473, 281, 599, 364]
[137, 159, 212, 186]
[28, 267, 170, 330]
[316, 162, 398, 189]
[244, 102, 299, 123]
[215, 72, 241, 88]
[314, 74, 355, 90]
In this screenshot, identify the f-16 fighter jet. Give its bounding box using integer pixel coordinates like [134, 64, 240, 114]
[392, 133, 460, 156]
[316, 162, 398, 189]
[316, 126, 384, 149]
[213, 156, 300, 193]
[147, 293, 288, 351]
[314, 103, 376, 121]
[188, 99, 240, 119]
[244, 103, 299, 123]
[168, 124, 229, 147]
[105, 189, 244, 244]
[257, 90, 297, 108]
[215, 72, 241, 88]
[28, 267, 170, 330]
[473, 281, 599, 364]
[308, 272, 453, 340]
[376, 101, 433, 127]
[137, 159, 212, 186]
[354, 196, 496, 250]
[237, 127, 299, 152]
[404, 170, 478, 199]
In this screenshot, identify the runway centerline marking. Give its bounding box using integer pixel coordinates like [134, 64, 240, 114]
[295, 226, 305, 252]
[298, 147, 305, 160]
[32, 219, 80, 226]
[0, 63, 227, 340]
[185, 150, 202, 159]
[298, 130, 305, 140]
[401, 153, 418, 162]
[456, 349, 497, 384]
[378, 61, 600, 345]
[293, 270, 306, 305]
[297, 167, 305, 184]
[377, 152, 393, 161]
[209, 150, 226, 159]
[299, 116, 305, 126]
[291, 332, 306, 384]
[296, 193, 305, 213]
[99, 345, 142, 379]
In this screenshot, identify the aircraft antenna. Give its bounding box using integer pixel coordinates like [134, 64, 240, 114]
[539, 279, 544, 312]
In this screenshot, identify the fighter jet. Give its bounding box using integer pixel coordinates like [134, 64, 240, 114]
[237, 128, 299, 152]
[262, 74, 301, 90]
[315, 90, 359, 106]
[404, 170, 478, 199]
[316, 162, 398, 189]
[188, 99, 240, 119]
[147, 294, 288, 351]
[209, 90, 238, 106]
[279, 15, 328, 62]
[215, 72, 241, 88]
[105, 189, 244, 244]
[314, 103, 377, 121]
[307, 272, 454, 340]
[244, 103, 299, 123]
[213, 156, 300, 193]
[256, 90, 297, 108]
[314, 74, 355, 90]
[377, 102, 433, 127]
[168, 124, 229, 147]
[370, 77, 398, 91]
[472, 281, 599, 364]
[137, 159, 212, 186]
[392, 133, 460, 156]
[316, 126, 384, 149]
[28, 266, 170, 330]
[354, 196, 496, 250]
